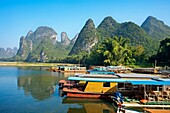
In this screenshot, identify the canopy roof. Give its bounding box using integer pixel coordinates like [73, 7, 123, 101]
[68, 77, 170, 85]
[130, 80, 170, 85]
[116, 73, 160, 79]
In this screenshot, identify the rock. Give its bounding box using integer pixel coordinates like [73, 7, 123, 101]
[69, 19, 98, 55]
[61, 32, 70, 46]
[70, 33, 79, 45]
[0, 47, 18, 58]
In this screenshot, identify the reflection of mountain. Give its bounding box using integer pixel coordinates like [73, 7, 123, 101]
[62, 97, 116, 113]
[17, 75, 58, 101]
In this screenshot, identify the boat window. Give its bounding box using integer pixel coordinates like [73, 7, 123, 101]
[133, 85, 139, 90]
[118, 83, 132, 91]
[103, 82, 110, 87]
[118, 83, 124, 89]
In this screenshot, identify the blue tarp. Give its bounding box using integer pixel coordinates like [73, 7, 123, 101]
[130, 80, 170, 85]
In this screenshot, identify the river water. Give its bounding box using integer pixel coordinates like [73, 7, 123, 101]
[0, 67, 143, 113]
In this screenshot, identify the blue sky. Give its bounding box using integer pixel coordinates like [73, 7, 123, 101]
[0, 0, 170, 49]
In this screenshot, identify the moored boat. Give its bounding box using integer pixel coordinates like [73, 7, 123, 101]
[60, 73, 170, 106]
[59, 66, 86, 73]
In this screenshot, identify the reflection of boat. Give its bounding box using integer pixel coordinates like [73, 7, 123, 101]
[62, 97, 141, 113]
[62, 97, 117, 113]
[62, 97, 106, 104]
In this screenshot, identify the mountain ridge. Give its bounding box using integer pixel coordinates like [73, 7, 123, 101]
[0, 47, 18, 58]
[9, 15, 170, 62]
[141, 16, 170, 40]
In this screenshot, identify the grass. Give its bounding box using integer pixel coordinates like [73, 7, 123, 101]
[0, 62, 75, 67]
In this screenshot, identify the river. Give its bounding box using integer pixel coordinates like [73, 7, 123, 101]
[0, 66, 144, 113]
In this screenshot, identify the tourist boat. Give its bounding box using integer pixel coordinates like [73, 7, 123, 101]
[87, 69, 115, 75]
[58, 79, 78, 89]
[47, 66, 87, 73]
[59, 74, 118, 89]
[132, 68, 159, 74]
[58, 66, 86, 73]
[61, 73, 170, 103]
[46, 66, 59, 72]
[106, 66, 132, 73]
[87, 66, 115, 74]
[46, 66, 58, 72]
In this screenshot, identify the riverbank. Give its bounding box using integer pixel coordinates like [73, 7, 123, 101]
[0, 62, 75, 67]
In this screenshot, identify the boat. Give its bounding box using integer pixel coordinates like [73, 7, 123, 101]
[86, 66, 116, 75]
[58, 80, 78, 89]
[132, 68, 159, 74]
[61, 73, 170, 104]
[59, 74, 118, 90]
[87, 69, 115, 75]
[59, 66, 86, 73]
[106, 66, 132, 73]
[47, 66, 87, 73]
[46, 66, 59, 72]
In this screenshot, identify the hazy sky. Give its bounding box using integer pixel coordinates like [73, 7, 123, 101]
[0, 0, 170, 49]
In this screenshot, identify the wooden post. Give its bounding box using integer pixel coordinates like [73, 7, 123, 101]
[154, 60, 157, 68]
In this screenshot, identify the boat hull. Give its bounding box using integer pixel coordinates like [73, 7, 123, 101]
[66, 92, 112, 99]
[59, 70, 87, 73]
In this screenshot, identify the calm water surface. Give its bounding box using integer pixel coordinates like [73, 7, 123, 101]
[0, 67, 119, 113]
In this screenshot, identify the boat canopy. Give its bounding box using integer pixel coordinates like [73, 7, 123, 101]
[68, 77, 170, 85]
[68, 77, 128, 82]
[116, 73, 160, 79]
[130, 80, 170, 85]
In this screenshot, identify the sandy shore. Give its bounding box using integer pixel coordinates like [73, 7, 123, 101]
[0, 62, 75, 67]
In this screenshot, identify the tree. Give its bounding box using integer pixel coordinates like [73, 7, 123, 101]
[102, 36, 135, 66]
[156, 38, 170, 66]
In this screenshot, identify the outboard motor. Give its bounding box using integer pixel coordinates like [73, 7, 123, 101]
[113, 92, 123, 103]
[112, 92, 125, 113]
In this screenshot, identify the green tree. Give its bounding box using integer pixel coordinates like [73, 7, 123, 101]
[102, 36, 135, 66]
[156, 38, 170, 66]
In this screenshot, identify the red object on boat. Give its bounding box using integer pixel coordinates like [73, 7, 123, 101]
[140, 99, 148, 104]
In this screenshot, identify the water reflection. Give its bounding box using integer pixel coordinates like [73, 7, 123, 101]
[17, 75, 58, 101]
[62, 97, 116, 113]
